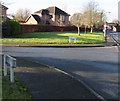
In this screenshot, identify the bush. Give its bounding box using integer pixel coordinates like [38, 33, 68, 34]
[2, 20, 12, 37]
[2, 20, 20, 38]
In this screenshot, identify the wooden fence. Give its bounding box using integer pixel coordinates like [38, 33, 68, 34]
[20, 25, 78, 34]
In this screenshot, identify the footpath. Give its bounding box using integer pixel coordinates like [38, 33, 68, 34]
[2, 42, 115, 48]
[15, 57, 100, 100]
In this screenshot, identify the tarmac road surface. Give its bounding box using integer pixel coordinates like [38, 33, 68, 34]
[2, 46, 119, 100]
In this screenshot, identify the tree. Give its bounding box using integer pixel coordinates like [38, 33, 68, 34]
[13, 8, 31, 22]
[70, 13, 83, 36]
[82, 1, 105, 33]
[112, 19, 120, 25]
[2, 20, 20, 37]
[82, 12, 89, 33]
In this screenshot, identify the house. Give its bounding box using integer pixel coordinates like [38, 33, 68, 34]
[118, 1, 120, 21]
[25, 6, 70, 26]
[25, 14, 42, 24]
[0, 4, 8, 21]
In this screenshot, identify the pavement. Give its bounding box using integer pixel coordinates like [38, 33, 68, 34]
[14, 57, 100, 100]
[1, 42, 117, 48]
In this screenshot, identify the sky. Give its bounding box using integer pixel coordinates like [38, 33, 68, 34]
[3, 0, 119, 22]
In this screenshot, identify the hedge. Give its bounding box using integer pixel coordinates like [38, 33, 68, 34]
[2, 20, 20, 38]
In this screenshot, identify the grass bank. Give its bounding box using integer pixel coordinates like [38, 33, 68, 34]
[2, 32, 104, 44]
[2, 73, 31, 99]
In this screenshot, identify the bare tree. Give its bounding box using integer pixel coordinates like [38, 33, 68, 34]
[70, 13, 83, 36]
[82, 12, 89, 33]
[13, 8, 31, 22]
[82, 1, 105, 33]
[112, 19, 120, 25]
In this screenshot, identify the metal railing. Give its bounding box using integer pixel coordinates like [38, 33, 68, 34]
[109, 32, 120, 46]
[4, 55, 16, 83]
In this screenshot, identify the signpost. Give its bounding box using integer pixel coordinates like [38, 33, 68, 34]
[4, 55, 16, 83]
[69, 36, 77, 43]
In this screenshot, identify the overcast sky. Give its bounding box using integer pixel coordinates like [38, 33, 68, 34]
[3, 0, 119, 22]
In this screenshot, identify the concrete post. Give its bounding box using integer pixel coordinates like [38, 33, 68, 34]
[4, 55, 7, 76]
[10, 59, 14, 83]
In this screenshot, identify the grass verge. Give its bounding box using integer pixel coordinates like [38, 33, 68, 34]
[1, 32, 105, 44]
[2, 73, 31, 100]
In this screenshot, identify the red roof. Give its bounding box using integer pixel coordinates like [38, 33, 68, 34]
[35, 6, 70, 16]
[46, 6, 70, 16]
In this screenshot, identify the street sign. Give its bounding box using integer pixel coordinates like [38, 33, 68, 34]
[69, 36, 77, 43]
[69, 36, 77, 39]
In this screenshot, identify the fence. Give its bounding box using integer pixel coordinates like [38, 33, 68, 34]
[109, 32, 120, 45]
[20, 25, 78, 34]
[20, 24, 105, 34]
[4, 55, 16, 83]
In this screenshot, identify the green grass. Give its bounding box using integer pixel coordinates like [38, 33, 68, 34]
[2, 73, 31, 99]
[2, 32, 105, 44]
[0, 76, 1, 101]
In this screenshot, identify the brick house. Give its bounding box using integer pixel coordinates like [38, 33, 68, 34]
[25, 6, 70, 26]
[0, 4, 8, 21]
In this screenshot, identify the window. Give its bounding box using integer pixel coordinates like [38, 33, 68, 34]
[60, 15, 65, 21]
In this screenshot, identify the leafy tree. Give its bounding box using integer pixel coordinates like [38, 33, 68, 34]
[70, 13, 83, 36]
[13, 8, 31, 22]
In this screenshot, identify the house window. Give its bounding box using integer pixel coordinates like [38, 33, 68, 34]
[46, 21, 50, 24]
[60, 15, 65, 22]
[49, 15, 53, 19]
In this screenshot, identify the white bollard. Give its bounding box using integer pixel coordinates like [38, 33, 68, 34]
[4, 55, 7, 76]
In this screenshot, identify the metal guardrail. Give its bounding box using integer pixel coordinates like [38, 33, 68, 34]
[109, 32, 120, 46]
[4, 55, 16, 83]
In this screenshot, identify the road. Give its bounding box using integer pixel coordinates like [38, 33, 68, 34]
[2, 46, 119, 100]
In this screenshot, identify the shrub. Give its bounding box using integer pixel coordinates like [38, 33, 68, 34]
[2, 20, 12, 37]
[2, 20, 20, 38]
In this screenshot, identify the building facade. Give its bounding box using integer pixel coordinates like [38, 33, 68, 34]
[1, 4, 8, 21]
[118, 1, 120, 21]
[25, 6, 70, 26]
